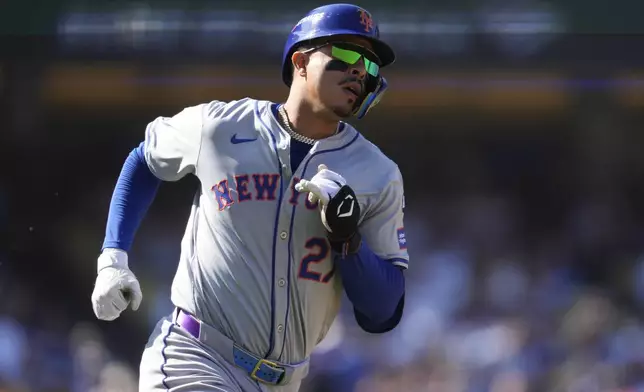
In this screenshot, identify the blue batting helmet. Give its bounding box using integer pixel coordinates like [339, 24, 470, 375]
[281, 3, 395, 119]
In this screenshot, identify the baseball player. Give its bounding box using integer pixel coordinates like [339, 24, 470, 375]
[91, 3, 409, 391]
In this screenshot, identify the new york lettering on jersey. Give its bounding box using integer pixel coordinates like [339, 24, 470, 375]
[211, 174, 319, 210]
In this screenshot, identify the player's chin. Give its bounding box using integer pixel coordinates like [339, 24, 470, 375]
[329, 99, 356, 119]
[331, 106, 353, 119]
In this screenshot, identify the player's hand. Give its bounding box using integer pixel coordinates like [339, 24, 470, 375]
[91, 248, 143, 321]
[295, 164, 346, 206]
[296, 164, 361, 253]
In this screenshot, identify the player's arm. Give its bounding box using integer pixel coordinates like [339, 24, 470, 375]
[296, 165, 408, 333]
[333, 173, 407, 334]
[101, 142, 161, 252]
[92, 103, 211, 321]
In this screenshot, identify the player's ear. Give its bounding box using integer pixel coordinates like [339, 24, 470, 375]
[291, 51, 308, 78]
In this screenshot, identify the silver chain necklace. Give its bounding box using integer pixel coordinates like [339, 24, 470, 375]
[278, 105, 337, 146]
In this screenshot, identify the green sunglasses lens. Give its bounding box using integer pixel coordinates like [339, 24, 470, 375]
[331, 46, 361, 63]
[331, 46, 380, 77]
[364, 59, 379, 77]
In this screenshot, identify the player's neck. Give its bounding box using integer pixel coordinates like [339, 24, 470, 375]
[282, 98, 339, 140]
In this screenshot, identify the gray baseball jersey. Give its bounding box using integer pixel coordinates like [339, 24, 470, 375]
[140, 97, 408, 386]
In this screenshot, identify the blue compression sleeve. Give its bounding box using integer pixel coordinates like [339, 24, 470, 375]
[336, 242, 405, 333]
[102, 142, 161, 252]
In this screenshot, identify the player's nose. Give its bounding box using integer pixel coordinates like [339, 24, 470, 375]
[348, 58, 367, 80]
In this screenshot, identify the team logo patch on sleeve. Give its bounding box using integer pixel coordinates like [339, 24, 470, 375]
[397, 227, 407, 250]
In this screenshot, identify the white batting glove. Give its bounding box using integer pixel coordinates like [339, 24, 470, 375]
[295, 164, 347, 206]
[91, 248, 143, 321]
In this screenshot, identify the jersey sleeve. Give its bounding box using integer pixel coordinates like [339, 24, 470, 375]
[359, 168, 409, 269]
[143, 104, 206, 181]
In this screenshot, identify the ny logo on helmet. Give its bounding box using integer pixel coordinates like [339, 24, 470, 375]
[358, 9, 374, 32]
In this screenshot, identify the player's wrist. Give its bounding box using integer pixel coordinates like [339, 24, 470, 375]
[328, 231, 362, 256]
[97, 248, 129, 272]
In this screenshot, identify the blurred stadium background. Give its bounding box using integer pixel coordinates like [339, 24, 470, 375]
[3, 0, 644, 391]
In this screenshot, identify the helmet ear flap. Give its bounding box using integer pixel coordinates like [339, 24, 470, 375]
[353, 76, 388, 119]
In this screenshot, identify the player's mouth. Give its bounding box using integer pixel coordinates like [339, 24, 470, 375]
[342, 83, 362, 99]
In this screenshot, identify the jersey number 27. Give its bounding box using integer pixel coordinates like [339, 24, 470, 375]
[298, 237, 335, 283]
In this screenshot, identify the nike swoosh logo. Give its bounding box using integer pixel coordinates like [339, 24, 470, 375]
[231, 134, 258, 144]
